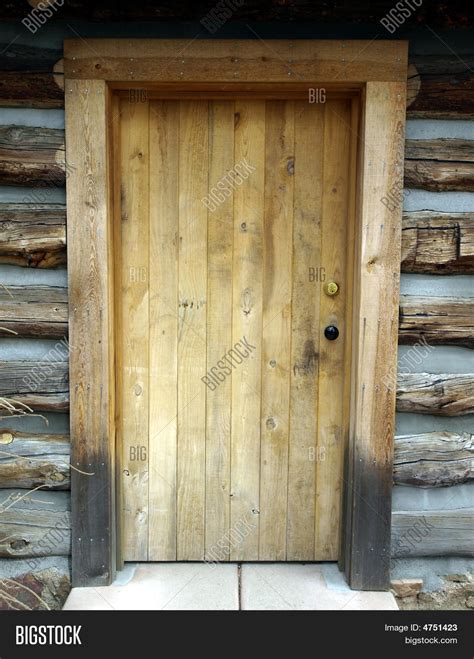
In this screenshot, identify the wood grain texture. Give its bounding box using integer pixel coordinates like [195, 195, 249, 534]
[407, 55, 474, 119]
[0, 285, 67, 338]
[0, 203, 66, 268]
[344, 82, 406, 591]
[7, 48, 473, 115]
[148, 100, 179, 561]
[401, 211, 474, 274]
[394, 432, 473, 488]
[315, 99, 352, 560]
[404, 138, 474, 192]
[0, 125, 65, 187]
[204, 101, 233, 560]
[286, 101, 323, 561]
[65, 79, 116, 586]
[0, 489, 70, 558]
[177, 101, 208, 560]
[0, 432, 70, 490]
[259, 100, 294, 560]
[0, 43, 63, 108]
[119, 99, 150, 561]
[0, 360, 68, 401]
[397, 373, 474, 416]
[391, 509, 474, 557]
[399, 295, 474, 348]
[64, 39, 408, 83]
[230, 100, 265, 560]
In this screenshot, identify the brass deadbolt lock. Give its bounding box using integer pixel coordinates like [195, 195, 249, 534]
[324, 281, 339, 297]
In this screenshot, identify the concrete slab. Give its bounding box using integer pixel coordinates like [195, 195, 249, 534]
[63, 563, 239, 610]
[63, 562, 398, 610]
[240, 564, 399, 610]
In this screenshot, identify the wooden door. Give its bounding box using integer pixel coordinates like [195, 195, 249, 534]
[117, 95, 355, 562]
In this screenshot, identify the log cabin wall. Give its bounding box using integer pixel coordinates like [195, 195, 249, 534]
[0, 9, 472, 608]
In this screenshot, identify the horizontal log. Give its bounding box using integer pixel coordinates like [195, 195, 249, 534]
[404, 138, 474, 191]
[0, 44, 63, 109]
[0, 489, 70, 558]
[399, 295, 474, 348]
[2, 129, 470, 197]
[405, 139, 474, 162]
[394, 432, 474, 487]
[0, 361, 69, 413]
[396, 372, 474, 416]
[1, 49, 471, 118]
[407, 55, 474, 119]
[0, 556, 70, 610]
[0, 285, 68, 338]
[0, 0, 471, 26]
[401, 211, 474, 274]
[0, 432, 70, 490]
[0, 125, 65, 187]
[391, 509, 474, 557]
[0, 203, 66, 268]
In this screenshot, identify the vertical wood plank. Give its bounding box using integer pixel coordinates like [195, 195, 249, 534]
[66, 79, 116, 585]
[204, 101, 234, 560]
[120, 98, 150, 561]
[111, 92, 124, 571]
[148, 100, 179, 560]
[259, 101, 294, 560]
[315, 99, 352, 559]
[286, 101, 324, 560]
[177, 100, 208, 560]
[346, 82, 407, 590]
[230, 100, 265, 560]
[339, 96, 360, 573]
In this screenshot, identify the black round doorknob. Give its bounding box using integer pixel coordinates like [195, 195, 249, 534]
[324, 325, 339, 341]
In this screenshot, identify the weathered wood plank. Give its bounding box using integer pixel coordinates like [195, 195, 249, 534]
[0, 489, 70, 559]
[405, 139, 474, 162]
[230, 100, 264, 560]
[204, 100, 233, 561]
[119, 98, 150, 562]
[259, 99, 294, 560]
[399, 295, 474, 348]
[286, 100, 323, 560]
[394, 432, 474, 487]
[404, 138, 474, 191]
[401, 211, 474, 273]
[177, 100, 208, 560]
[315, 99, 351, 560]
[148, 100, 179, 561]
[0, 393, 69, 414]
[397, 373, 474, 416]
[407, 56, 474, 119]
[0, 285, 68, 338]
[391, 509, 474, 557]
[0, 361, 69, 404]
[345, 82, 406, 591]
[0, 126, 65, 187]
[66, 79, 116, 586]
[0, 432, 70, 490]
[0, 203, 66, 268]
[0, 43, 63, 109]
[64, 39, 407, 83]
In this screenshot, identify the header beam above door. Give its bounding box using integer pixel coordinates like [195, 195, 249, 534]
[64, 39, 408, 84]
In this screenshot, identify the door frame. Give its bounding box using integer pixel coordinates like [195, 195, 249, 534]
[64, 38, 408, 590]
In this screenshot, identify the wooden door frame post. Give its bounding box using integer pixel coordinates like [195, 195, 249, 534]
[64, 39, 408, 589]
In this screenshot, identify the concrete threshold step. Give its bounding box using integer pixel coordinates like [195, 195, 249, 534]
[63, 563, 398, 611]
